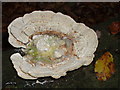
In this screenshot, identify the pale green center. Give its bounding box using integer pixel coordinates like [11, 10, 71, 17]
[25, 35, 67, 64]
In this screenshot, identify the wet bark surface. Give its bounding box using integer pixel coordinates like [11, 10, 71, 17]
[2, 2, 120, 88]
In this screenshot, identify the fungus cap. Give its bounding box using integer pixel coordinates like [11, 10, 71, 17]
[8, 11, 98, 79]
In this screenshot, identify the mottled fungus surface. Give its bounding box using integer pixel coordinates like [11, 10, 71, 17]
[8, 11, 98, 79]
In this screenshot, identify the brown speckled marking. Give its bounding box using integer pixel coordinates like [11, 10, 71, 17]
[27, 30, 79, 65]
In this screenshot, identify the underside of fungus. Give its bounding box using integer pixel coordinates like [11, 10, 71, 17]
[8, 11, 98, 79]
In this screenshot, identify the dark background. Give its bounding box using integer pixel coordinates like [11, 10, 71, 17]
[2, 2, 120, 88]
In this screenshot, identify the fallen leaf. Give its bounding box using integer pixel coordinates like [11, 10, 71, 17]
[109, 22, 120, 34]
[94, 52, 115, 81]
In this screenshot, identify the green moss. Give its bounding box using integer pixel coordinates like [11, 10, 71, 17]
[25, 42, 57, 64]
[24, 35, 65, 64]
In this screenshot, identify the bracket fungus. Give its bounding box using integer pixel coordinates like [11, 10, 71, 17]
[8, 11, 98, 79]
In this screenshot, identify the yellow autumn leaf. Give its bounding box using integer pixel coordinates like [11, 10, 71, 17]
[94, 52, 115, 81]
